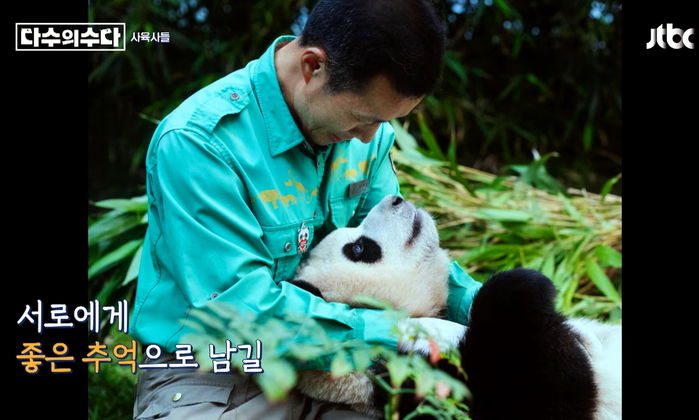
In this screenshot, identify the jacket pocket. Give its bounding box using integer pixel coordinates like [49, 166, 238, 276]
[135, 383, 232, 419]
[329, 195, 362, 229]
[260, 223, 315, 282]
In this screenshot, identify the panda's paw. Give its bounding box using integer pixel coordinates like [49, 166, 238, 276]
[397, 318, 467, 355]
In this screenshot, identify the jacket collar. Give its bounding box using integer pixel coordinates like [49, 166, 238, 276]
[251, 35, 307, 157]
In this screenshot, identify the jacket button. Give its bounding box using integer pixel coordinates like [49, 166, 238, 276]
[172, 392, 182, 402]
[230, 92, 240, 101]
[284, 242, 292, 252]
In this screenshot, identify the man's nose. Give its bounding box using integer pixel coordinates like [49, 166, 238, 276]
[352, 123, 381, 144]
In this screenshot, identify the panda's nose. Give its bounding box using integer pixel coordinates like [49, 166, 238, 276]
[391, 196, 404, 206]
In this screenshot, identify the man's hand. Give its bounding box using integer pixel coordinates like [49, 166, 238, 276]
[397, 317, 467, 355]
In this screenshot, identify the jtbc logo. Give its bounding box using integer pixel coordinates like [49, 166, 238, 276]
[646, 24, 695, 49]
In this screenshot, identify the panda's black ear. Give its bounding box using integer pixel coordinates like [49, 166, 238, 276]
[469, 268, 558, 324]
[286, 279, 324, 299]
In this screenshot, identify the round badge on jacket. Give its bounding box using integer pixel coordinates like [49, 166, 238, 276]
[297, 222, 310, 253]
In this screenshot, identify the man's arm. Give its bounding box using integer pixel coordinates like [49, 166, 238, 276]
[349, 122, 482, 324]
[146, 129, 399, 369]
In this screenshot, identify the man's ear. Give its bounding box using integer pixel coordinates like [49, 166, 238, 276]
[299, 47, 328, 84]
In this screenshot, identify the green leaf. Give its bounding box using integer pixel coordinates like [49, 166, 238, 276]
[414, 367, 436, 397]
[560, 194, 584, 224]
[330, 352, 353, 378]
[583, 123, 594, 152]
[95, 275, 120, 304]
[92, 196, 148, 213]
[138, 113, 162, 126]
[417, 112, 447, 161]
[351, 348, 374, 372]
[507, 224, 555, 239]
[390, 120, 445, 167]
[186, 308, 226, 332]
[497, 75, 522, 101]
[525, 73, 550, 94]
[391, 147, 445, 168]
[88, 239, 143, 279]
[494, 0, 515, 19]
[352, 295, 397, 311]
[471, 208, 532, 222]
[88, 210, 144, 246]
[541, 253, 556, 279]
[600, 174, 621, 202]
[560, 276, 579, 311]
[586, 260, 621, 305]
[445, 55, 467, 82]
[552, 256, 571, 289]
[595, 245, 622, 268]
[391, 120, 419, 150]
[513, 33, 524, 58]
[520, 153, 564, 195]
[505, 163, 527, 176]
[254, 358, 297, 402]
[287, 344, 328, 361]
[386, 356, 411, 387]
[466, 244, 524, 262]
[122, 244, 143, 286]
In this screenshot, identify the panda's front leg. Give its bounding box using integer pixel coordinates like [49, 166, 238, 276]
[296, 370, 380, 415]
[397, 317, 469, 355]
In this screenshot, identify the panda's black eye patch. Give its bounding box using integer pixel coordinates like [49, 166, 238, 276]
[343, 236, 381, 263]
[352, 243, 363, 255]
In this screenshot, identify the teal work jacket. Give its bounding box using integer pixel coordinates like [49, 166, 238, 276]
[130, 35, 482, 370]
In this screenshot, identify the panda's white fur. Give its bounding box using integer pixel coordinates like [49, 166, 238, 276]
[295, 194, 450, 317]
[566, 318, 623, 420]
[289, 195, 621, 420]
[290, 195, 452, 416]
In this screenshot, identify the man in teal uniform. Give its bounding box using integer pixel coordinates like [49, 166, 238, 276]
[131, 0, 482, 418]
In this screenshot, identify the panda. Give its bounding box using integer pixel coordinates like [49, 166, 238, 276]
[286, 195, 622, 420]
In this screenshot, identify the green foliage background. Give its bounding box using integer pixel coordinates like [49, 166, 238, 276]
[89, 0, 621, 201]
[87, 1, 621, 419]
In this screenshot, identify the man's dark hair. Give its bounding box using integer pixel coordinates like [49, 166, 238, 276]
[299, 0, 447, 98]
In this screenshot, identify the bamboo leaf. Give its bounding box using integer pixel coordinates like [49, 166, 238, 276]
[187, 308, 226, 332]
[254, 358, 297, 402]
[331, 352, 353, 378]
[444, 53, 467, 82]
[386, 356, 411, 387]
[122, 244, 143, 286]
[595, 245, 622, 268]
[583, 123, 594, 152]
[88, 210, 143, 246]
[92, 196, 147, 212]
[88, 239, 143, 279]
[471, 208, 532, 222]
[600, 174, 621, 202]
[586, 260, 621, 305]
[417, 112, 447, 161]
[541, 253, 556, 279]
[559, 194, 584, 224]
[351, 347, 374, 373]
[560, 276, 579, 312]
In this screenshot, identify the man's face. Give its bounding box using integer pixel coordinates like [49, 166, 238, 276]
[294, 73, 423, 147]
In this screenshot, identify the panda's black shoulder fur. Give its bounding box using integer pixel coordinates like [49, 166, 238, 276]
[285, 279, 324, 299]
[460, 268, 598, 420]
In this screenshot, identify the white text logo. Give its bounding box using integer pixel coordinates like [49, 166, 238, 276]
[646, 24, 695, 49]
[15, 23, 126, 51]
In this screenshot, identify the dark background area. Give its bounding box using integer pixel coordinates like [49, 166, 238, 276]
[9, 0, 88, 417]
